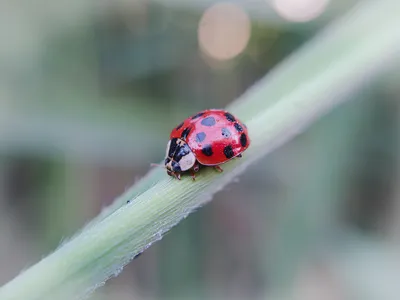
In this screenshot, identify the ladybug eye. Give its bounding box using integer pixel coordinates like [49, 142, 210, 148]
[172, 161, 182, 173]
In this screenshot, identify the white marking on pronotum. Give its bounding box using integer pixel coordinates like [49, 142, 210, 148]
[178, 151, 196, 171]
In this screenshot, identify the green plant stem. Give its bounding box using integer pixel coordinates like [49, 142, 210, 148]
[1, 1, 400, 299]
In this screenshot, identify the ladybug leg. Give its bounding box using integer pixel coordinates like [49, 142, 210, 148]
[214, 165, 223, 173]
[190, 163, 200, 181]
[236, 154, 242, 158]
[169, 171, 181, 180]
[190, 170, 196, 181]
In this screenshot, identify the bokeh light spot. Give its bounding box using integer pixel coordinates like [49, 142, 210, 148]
[198, 3, 251, 61]
[271, 0, 330, 22]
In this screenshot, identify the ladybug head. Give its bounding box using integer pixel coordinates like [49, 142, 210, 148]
[165, 138, 196, 175]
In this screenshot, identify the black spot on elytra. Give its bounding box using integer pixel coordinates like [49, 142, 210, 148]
[202, 144, 213, 156]
[201, 116, 216, 127]
[240, 133, 247, 147]
[196, 132, 206, 142]
[224, 112, 236, 122]
[223, 145, 234, 159]
[181, 127, 191, 139]
[221, 128, 231, 138]
[191, 112, 205, 119]
[234, 123, 243, 132]
[168, 138, 178, 157]
[175, 122, 184, 130]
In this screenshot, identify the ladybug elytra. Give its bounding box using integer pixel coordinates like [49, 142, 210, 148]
[164, 109, 250, 180]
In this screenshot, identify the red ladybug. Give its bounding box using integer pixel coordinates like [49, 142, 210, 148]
[164, 109, 250, 180]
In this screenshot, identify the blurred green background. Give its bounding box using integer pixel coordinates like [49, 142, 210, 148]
[1, 0, 400, 299]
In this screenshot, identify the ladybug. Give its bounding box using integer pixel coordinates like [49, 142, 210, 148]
[164, 109, 250, 180]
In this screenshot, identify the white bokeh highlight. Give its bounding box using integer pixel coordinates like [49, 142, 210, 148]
[271, 0, 330, 22]
[198, 3, 251, 61]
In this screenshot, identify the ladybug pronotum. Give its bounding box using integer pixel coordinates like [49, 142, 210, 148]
[164, 109, 250, 180]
